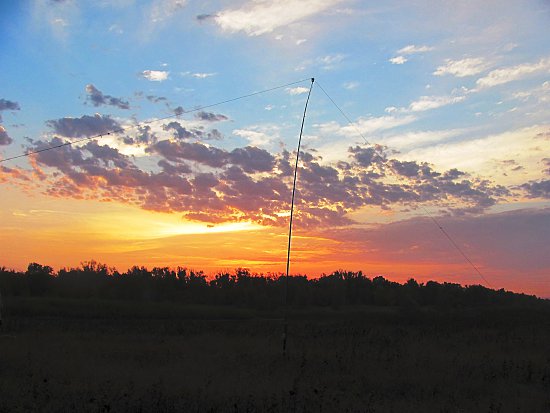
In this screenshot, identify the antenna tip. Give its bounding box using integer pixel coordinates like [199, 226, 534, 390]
[311, 77, 315, 83]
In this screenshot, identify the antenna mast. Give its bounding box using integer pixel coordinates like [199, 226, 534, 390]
[282, 77, 315, 356]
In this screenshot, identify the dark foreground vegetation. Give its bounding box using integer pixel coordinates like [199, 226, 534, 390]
[1, 263, 550, 412]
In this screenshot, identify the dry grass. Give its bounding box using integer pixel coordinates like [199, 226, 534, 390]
[1, 298, 550, 412]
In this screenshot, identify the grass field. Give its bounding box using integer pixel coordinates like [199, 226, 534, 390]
[1, 297, 550, 412]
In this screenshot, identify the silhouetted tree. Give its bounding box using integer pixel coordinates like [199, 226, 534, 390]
[26, 263, 53, 296]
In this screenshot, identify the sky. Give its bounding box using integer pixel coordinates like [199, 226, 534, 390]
[1, 0, 550, 296]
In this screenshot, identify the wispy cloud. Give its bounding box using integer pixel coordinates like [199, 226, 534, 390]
[397, 45, 434, 55]
[343, 81, 359, 90]
[407, 95, 466, 112]
[434, 57, 492, 77]
[475, 57, 550, 89]
[390, 44, 433, 65]
[149, 0, 187, 24]
[181, 71, 216, 79]
[296, 54, 346, 71]
[213, 0, 344, 36]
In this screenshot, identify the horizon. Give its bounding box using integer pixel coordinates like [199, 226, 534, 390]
[1, 1, 549, 297]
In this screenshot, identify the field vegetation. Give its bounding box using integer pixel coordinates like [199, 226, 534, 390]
[1, 263, 550, 412]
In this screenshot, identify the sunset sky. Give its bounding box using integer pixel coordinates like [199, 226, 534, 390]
[1, 0, 549, 296]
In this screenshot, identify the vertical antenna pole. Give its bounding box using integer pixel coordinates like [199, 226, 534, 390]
[0, 284, 3, 328]
[283, 77, 315, 357]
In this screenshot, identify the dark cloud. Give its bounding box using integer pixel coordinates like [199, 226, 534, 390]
[206, 128, 223, 140]
[47, 114, 121, 138]
[0, 126, 13, 145]
[519, 159, 550, 199]
[20, 135, 508, 228]
[324, 208, 550, 277]
[229, 146, 275, 173]
[162, 121, 200, 140]
[162, 121, 224, 141]
[148, 140, 228, 167]
[147, 95, 168, 103]
[195, 111, 228, 122]
[123, 125, 157, 145]
[174, 106, 185, 116]
[196, 14, 215, 22]
[0, 98, 21, 122]
[85, 84, 130, 109]
[521, 180, 550, 199]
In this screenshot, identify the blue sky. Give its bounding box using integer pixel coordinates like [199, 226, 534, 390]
[1, 0, 550, 295]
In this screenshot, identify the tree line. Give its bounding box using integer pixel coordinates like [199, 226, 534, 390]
[0, 261, 545, 310]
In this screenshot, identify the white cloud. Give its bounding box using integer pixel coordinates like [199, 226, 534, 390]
[193, 72, 215, 79]
[233, 125, 281, 147]
[476, 58, 550, 89]
[389, 56, 407, 65]
[214, 0, 343, 36]
[397, 45, 434, 55]
[180, 71, 216, 79]
[287, 86, 309, 95]
[317, 54, 345, 70]
[381, 128, 467, 151]
[149, 0, 187, 23]
[317, 115, 417, 138]
[407, 95, 466, 112]
[343, 81, 359, 90]
[434, 57, 491, 77]
[296, 38, 307, 45]
[400, 125, 550, 184]
[296, 54, 346, 72]
[141, 70, 169, 81]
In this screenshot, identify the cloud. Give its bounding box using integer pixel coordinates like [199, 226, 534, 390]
[162, 121, 201, 140]
[389, 45, 433, 66]
[397, 45, 434, 55]
[398, 125, 550, 185]
[146, 95, 168, 103]
[195, 111, 229, 122]
[149, 0, 187, 24]
[316, 54, 345, 70]
[389, 56, 407, 65]
[140, 70, 169, 82]
[213, 0, 343, 36]
[475, 57, 550, 89]
[326, 208, 550, 278]
[161, 120, 224, 141]
[46, 114, 121, 138]
[343, 81, 359, 90]
[434, 57, 492, 78]
[0, 98, 21, 121]
[181, 71, 216, 79]
[407, 95, 466, 112]
[338, 114, 417, 135]
[85, 84, 130, 109]
[296, 54, 346, 72]
[0, 125, 13, 146]
[287, 87, 310, 95]
[196, 14, 215, 22]
[20, 131, 507, 229]
[233, 128, 274, 146]
[521, 180, 550, 199]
